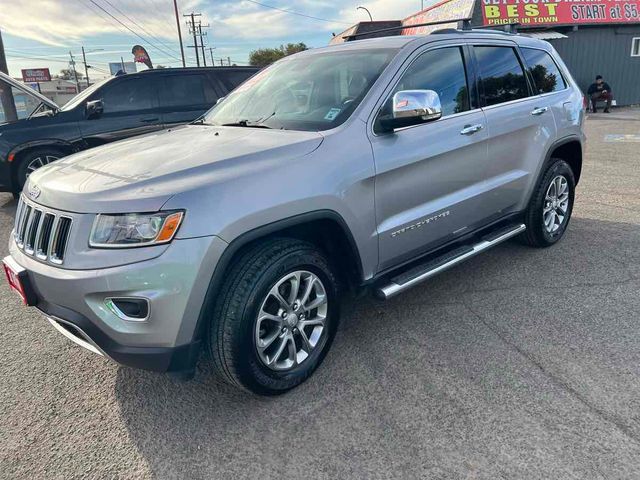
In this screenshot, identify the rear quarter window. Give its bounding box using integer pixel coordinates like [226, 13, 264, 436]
[521, 48, 567, 94]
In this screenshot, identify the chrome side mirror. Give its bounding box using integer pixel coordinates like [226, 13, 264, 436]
[378, 89, 442, 133]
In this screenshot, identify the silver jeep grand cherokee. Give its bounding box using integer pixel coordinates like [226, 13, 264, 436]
[4, 30, 585, 395]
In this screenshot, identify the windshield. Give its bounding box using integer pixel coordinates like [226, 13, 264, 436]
[60, 77, 112, 111]
[0, 81, 43, 122]
[203, 48, 398, 131]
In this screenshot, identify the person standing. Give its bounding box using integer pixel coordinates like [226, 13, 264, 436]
[587, 75, 613, 113]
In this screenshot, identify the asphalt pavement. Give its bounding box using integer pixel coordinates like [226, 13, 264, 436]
[1, 109, 640, 479]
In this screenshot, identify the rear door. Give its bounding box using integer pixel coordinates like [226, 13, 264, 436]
[472, 43, 557, 214]
[79, 75, 162, 146]
[159, 73, 223, 127]
[370, 43, 493, 271]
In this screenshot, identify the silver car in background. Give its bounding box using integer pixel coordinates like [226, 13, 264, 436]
[4, 29, 585, 395]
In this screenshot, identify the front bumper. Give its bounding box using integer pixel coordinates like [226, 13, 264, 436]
[8, 234, 228, 372]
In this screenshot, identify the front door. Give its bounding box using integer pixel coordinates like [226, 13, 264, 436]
[370, 45, 493, 272]
[79, 76, 162, 147]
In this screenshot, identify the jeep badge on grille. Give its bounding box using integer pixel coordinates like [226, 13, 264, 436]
[27, 183, 40, 200]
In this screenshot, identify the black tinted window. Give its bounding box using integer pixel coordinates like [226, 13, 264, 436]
[521, 48, 566, 94]
[216, 70, 257, 92]
[475, 46, 529, 106]
[162, 75, 218, 107]
[390, 47, 469, 117]
[101, 78, 155, 113]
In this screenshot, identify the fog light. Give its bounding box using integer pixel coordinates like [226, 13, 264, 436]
[105, 297, 149, 322]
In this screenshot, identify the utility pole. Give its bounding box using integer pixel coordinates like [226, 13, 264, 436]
[184, 13, 201, 67]
[197, 22, 209, 67]
[81, 47, 90, 87]
[209, 47, 215, 66]
[173, 0, 186, 67]
[0, 29, 18, 123]
[69, 51, 80, 93]
[227, 56, 231, 66]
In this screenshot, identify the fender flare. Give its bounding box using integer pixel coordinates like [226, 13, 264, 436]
[527, 134, 583, 205]
[191, 209, 364, 344]
[9, 138, 77, 165]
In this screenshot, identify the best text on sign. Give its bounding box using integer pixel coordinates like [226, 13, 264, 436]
[482, 0, 640, 26]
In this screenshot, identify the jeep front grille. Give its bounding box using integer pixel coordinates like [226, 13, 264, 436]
[14, 197, 73, 265]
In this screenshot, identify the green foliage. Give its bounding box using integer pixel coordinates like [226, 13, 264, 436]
[249, 43, 308, 68]
[57, 68, 84, 80]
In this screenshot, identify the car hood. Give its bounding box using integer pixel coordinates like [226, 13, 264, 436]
[27, 125, 324, 213]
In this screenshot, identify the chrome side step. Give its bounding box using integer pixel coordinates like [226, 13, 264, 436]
[376, 223, 526, 300]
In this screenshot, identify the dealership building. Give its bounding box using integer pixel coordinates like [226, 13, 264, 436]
[332, 0, 640, 106]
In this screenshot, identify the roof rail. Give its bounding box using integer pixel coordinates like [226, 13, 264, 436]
[432, 25, 520, 36]
[343, 17, 473, 40]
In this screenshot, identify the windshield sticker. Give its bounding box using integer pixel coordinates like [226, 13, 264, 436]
[324, 108, 341, 121]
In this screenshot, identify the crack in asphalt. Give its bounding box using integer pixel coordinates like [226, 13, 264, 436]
[461, 300, 640, 447]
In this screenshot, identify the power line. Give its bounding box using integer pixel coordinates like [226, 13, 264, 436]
[84, 0, 183, 63]
[100, 0, 183, 60]
[243, 0, 352, 25]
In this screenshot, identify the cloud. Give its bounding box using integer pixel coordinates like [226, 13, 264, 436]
[0, 0, 187, 47]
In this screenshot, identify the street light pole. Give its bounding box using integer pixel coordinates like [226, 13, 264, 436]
[356, 6, 373, 21]
[173, 0, 186, 67]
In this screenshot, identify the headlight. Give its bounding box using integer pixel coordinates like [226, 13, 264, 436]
[89, 211, 184, 248]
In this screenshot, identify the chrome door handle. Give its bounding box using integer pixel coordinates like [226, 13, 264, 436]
[460, 124, 484, 135]
[531, 107, 549, 116]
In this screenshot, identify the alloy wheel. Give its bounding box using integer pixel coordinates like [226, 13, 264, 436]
[26, 154, 59, 177]
[255, 270, 328, 371]
[543, 175, 570, 233]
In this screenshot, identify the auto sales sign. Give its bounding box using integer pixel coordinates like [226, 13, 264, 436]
[482, 0, 640, 26]
[21, 68, 51, 83]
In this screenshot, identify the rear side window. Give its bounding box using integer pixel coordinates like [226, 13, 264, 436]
[101, 78, 156, 113]
[216, 70, 257, 92]
[385, 46, 470, 117]
[474, 46, 529, 107]
[162, 74, 218, 107]
[521, 48, 566, 94]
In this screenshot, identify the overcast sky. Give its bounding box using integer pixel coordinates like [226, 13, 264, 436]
[1, 0, 429, 78]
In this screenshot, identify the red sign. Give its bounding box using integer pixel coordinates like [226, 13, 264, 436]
[481, 0, 640, 27]
[21, 68, 51, 83]
[403, 0, 475, 34]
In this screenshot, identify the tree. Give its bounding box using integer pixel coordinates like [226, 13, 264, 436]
[249, 42, 308, 68]
[57, 68, 84, 80]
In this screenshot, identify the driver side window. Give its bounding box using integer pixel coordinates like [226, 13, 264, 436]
[381, 47, 470, 118]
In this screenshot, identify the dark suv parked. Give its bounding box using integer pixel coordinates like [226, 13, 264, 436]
[0, 66, 258, 194]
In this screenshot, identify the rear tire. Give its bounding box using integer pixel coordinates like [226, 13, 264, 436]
[208, 238, 340, 395]
[520, 158, 576, 247]
[15, 148, 64, 192]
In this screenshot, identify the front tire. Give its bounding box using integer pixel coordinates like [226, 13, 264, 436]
[208, 238, 340, 395]
[521, 158, 576, 247]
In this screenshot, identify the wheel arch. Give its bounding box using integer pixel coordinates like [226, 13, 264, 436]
[192, 210, 364, 344]
[547, 137, 583, 184]
[9, 140, 76, 185]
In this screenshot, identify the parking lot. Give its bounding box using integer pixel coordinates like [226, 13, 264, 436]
[0, 109, 639, 479]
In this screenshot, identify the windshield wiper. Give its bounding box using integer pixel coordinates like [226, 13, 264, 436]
[221, 119, 272, 129]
